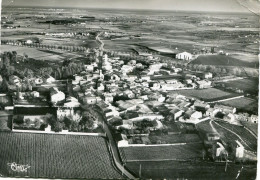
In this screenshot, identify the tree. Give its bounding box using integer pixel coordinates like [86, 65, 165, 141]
[53, 121, 63, 132]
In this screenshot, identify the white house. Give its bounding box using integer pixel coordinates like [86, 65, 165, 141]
[249, 115, 258, 123]
[50, 87, 65, 104]
[204, 72, 213, 79]
[176, 52, 192, 60]
[235, 140, 244, 159]
[45, 76, 56, 84]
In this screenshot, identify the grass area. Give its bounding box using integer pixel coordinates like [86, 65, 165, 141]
[240, 121, 258, 135]
[220, 78, 259, 95]
[125, 161, 256, 179]
[149, 134, 202, 144]
[220, 97, 258, 114]
[0, 132, 122, 179]
[192, 55, 258, 68]
[1, 45, 84, 61]
[174, 88, 237, 102]
[196, 120, 216, 134]
[119, 143, 204, 162]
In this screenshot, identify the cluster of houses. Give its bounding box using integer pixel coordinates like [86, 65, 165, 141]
[0, 53, 258, 147]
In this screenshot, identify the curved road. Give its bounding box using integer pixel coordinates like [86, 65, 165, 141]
[91, 105, 136, 179]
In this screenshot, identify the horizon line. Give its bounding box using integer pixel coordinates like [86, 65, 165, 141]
[3, 5, 253, 14]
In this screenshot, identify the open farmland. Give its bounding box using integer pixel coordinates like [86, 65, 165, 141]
[240, 121, 258, 136]
[125, 160, 256, 179]
[219, 78, 259, 95]
[192, 55, 258, 68]
[149, 134, 202, 144]
[174, 88, 238, 102]
[1, 45, 85, 61]
[220, 97, 258, 114]
[119, 143, 204, 162]
[0, 132, 123, 179]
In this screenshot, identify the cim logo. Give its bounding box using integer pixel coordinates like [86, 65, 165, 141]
[7, 162, 30, 172]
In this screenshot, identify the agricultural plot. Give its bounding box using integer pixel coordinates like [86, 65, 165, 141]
[1, 45, 84, 61]
[125, 160, 256, 179]
[220, 78, 258, 95]
[0, 132, 122, 179]
[192, 55, 258, 68]
[174, 88, 237, 102]
[220, 97, 258, 114]
[240, 121, 258, 136]
[119, 143, 204, 162]
[149, 134, 202, 144]
[213, 121, 257, 152]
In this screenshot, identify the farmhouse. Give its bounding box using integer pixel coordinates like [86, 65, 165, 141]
[196, 80, 212, 89]
[214, 104, 236, 114]
[176, 52, 192, 60]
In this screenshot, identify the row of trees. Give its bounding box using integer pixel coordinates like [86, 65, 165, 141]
[1, 40, 89, 52]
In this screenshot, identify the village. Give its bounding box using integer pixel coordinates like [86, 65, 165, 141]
[0, 5, 258, 179]
[0, 46, 258, 165]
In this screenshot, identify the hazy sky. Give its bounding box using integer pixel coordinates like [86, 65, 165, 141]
[2, 0, 257, 13]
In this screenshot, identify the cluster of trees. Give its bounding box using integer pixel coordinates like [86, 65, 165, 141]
[43, 112, 97, 132]
[1, 40, 88, 52]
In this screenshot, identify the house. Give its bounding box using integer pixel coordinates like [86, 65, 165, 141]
[9, 75, 21, 86]
[196, 80, 211, 89]
[223, 113, 236, 123]
[185, 79, 192, 84]
[103, 93, 114, 103]
[214, 104, 236, 114]
[118, 134, 129, 147]
[184, 110, 202, 120]
[82, 96, 102, 105]
[63, 97, 81, 107]
[169, 108, 184, 121]
[235, 140, 244, 158]
[205, 108, 219, 117]
[44, 75, 55, 84]
[249, 115, 258, 123]
[50, 87, 65, 104]
[193, 100, 210, 112]
[121, 65, 133, 74]
[85, 65, 94, 72]
[204, 72, 213, 79]
[234, 113, 249, 122]
[176, 52, 192, 60]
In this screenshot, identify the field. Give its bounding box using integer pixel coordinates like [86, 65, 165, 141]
[192, 55, 258, 68]
[0, 132, 122, 179]
[240, 121, 258, 136]
[119, 143, 204, 162]
[220, 78, 259, 95]
[149, 134, 202, 144]
[220, 97, 258, 114]
[125, 160, 256, 179]
[2, 8, 259, 63]
[213, 121, 257, 152]
[174, 88, 237, 102]
[1, 45, 84, 61]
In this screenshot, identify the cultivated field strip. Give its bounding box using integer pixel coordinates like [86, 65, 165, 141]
[0, 132, 123, 179]
[119, 143, 204, 162]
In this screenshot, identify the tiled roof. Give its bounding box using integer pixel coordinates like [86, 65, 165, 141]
[0, 132, 123, 179]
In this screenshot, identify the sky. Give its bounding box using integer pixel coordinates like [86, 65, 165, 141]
[2, 0, 259, 13]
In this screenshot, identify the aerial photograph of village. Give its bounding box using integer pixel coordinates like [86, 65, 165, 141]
[0, 0, 259, 179]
